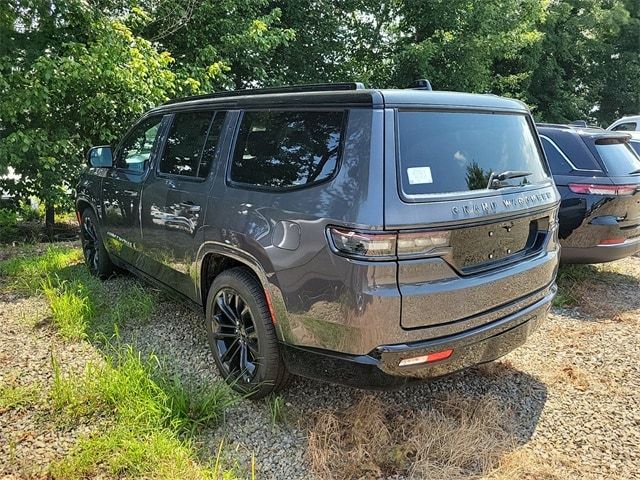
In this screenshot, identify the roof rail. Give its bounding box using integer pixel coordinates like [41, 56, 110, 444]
[569, 120, 588, 128]
[164, 82, 366, 105]
[536, 123, 574, 129]
[409, 79, 433, 91]
[537, 122, 605, 131]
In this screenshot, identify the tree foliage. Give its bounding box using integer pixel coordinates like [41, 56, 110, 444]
[526, 0, 638, 122]
[0, 2, 178, 217]
[391, 0, 547, 93]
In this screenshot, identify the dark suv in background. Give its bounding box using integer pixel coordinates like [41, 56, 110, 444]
[538, 124, 640, 263]
[77, 83, 560, 398]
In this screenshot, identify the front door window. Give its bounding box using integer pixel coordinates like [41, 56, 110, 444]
[115, 116, 163, 172]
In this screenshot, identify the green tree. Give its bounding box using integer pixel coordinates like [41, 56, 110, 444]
[592, 0, 640, 124]
[265, 0, 399, 86]
[0, 2, 179, 231]
[527, 0, 636, 124]
[389, 0, 547, 92]
[138, 0, 295, 90]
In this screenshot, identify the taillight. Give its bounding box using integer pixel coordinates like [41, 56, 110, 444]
[328, 227, 450, 259]
[329, 228, 396, 257]
[568, 183, 638, 196]
[396, 231, 450, 255]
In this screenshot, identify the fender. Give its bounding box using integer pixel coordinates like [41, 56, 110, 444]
[195, 241, 271, 296]
[195, 241, 292, 342]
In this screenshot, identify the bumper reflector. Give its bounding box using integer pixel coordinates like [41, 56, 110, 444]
[599, 237, 626, 245]
[398, 349, 453, 367]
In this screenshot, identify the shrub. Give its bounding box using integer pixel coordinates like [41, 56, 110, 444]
[0, 207, 19, 243]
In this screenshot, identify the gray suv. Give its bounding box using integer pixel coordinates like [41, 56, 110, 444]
[76, 83, 560, 398]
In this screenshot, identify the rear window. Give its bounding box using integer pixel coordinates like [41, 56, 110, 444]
[595, 141, 640, 176]
[230, 110, 344, 189]
[397, 111, 548, 196]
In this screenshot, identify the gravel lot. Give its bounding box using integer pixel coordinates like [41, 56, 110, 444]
[1, 248, 639, 479]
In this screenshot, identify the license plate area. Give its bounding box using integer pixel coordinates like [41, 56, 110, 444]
[447, 215, 549, 274]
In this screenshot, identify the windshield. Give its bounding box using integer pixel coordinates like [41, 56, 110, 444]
[397, 111, 549, 196]
[595, 142, 640, 176]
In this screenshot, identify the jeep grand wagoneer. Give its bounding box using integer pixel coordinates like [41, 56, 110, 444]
[76, 82, 559, 398]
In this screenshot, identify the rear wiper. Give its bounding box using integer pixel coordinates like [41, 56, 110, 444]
[628, 168, 640, 175]
[488, 170, 533, 189]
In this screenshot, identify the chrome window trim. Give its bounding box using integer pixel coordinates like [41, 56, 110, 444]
[540, 135, 602, 173]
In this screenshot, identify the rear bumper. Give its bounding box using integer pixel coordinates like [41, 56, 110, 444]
[280, 284, 555, 389]
[561, 237, 640, 264]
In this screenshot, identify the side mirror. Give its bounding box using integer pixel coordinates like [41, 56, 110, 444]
[87, 146, 113, 168]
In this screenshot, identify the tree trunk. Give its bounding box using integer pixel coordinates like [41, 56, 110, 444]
[45, 203, 55, 238]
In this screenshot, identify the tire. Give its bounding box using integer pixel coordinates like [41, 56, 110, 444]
[79, 207, 114, 279]
[205, 268, 290, 399]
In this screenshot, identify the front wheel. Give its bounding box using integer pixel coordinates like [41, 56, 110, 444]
[79, 208, 114, 279]
[205, 268, 290, 399]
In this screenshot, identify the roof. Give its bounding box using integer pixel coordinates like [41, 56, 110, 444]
[608, 115, 640, 127]
[538, 123, 632, 142]
[149, 84, 529, 115]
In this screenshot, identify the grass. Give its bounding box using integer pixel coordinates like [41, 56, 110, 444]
[42, 276, 96, 340]
[308, 393, 518, 480]
[0, 245, 82, 293]
[553, 265, 594, 307]
[266, 394, 287, 426]
[0, 381, 40, 413]
[553, 261, 640, 308]
[50, 346, 239, 478]
[1, 245, 157, 340]
[107, 281, 155, 326]
[2, 246, 245, 478]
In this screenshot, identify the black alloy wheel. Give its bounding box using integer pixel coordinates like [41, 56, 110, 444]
[79, 208, 114, 279]
[81, 214, 100, 272]
[206, 268, 291, 398]
[211, 287, 260, 383]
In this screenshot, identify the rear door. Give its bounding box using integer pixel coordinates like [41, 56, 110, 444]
[383, 108, 559, 329]
[101, 115, 164, 266]
[139, 110, 228, 299]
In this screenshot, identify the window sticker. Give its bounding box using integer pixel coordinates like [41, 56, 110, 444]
[407, 166, 433, 185]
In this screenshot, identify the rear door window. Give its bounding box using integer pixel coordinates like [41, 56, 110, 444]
[229, 110, 344, 189]
[630, 141, 640, 156]
[595, 141, 640, 176]
[397, 111, 549, 196]
[159, 111, 227, 178]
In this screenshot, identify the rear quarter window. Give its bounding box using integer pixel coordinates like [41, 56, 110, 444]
[540, 137, 572, 175]
[397, 111, 549, 196]
[229, 110, 345, 190]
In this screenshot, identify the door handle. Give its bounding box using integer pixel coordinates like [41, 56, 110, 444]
[123, 189, 138, 197]
[179, 202, 201, 213]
